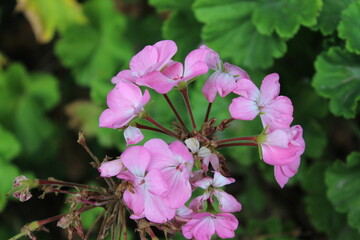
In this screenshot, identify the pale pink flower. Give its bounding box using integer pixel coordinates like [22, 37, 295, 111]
[182, 212, 238, 240]
[111, 40, 177, 84]
[99, 82, 150, 129]
[190, 172, 242, 213]
[98, 159, 123, 177]
[144, 139, 194, 208]
[124, 126, 144, 146]
[230, 73, 293, 131]
[117, 146, 175, 223]
[202, 63, 249, 103]
[139, 48, 210, 94]
[184, 138, 219, 171]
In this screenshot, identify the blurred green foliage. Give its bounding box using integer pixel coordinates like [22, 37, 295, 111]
[1, 0, 360, 239]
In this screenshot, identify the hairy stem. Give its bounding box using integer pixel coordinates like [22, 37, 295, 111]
[163, 93, 187, 129]
[145, 115, 179, 139]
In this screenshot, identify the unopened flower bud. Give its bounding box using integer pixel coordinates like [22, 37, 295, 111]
[185, 138, 200, 153]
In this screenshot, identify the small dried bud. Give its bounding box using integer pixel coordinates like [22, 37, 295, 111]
[12, 176, 38, 202]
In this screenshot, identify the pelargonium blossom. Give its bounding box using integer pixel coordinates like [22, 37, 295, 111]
[111, 40, 177, 84]
[139, 48, 210, 94]
[190, 171, 242, 213]
[124, 125, 144, 146]
[117, 146, 175, 223]
[99, 82, 150, 129]
[258, 125, 305, 187]
[98, 159, 123, 178]
[144, 139, 194, 208]
[229, 73, 293, 131]
[182, 212, 238, 240]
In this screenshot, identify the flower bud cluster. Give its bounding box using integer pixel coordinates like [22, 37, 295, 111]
[99, 40, 305, 239]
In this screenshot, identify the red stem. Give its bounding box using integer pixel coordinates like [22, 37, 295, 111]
[216, 136, 257, 144]
[180, 88, 197, 130]
[204, 102, 212, 123]
[163, 94, 187, 129]
[145, 115, 179, 139]
[135, 123, 167, 135]
[216, 142, 258, 149]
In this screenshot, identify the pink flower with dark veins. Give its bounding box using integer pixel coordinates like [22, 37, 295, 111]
[230, 73, 293, 131]
[117, 146, 175, 223]
[144, 139, 194, 208]
[99, 82, 150, 129]
[111, 40, 177, 84]
[182, 212, 238, 240]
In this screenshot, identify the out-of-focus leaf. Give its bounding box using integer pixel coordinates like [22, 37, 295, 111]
[302, 121, 327, 158]
[252, 0, 322, 38]
[149, 0, 193, 10]
[16, 0, 86, 43]
[194, 0, 287, 69]
[338, 0, 360, 54]
[0, 63, 60, 156]
[162, 11, 202, 61]
[247, 217, 296, 240]
[302, 161, 360, 239]
[312, 47, 360, 118]
[0, 125, 21, 163]
[81, 207, 104, 229]
[316, 0, 354, 35]
[0, 162, 20, 212]
[326, 152, 360, 233]
[55, 0, 133, 105]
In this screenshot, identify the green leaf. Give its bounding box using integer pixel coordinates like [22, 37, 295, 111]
[312, 47, 360, 118]
[162, 11, 202, 61]
[338, 0, 360, 54]
[326, 152, 360, 233]
[316, 0, 354, 35]
[149, 0, 193, 10]
[302, 121, 327, 159]
[0, 125, 21, 162]
[0, 63, 60, 156]
[252, 0, 322, 38]
[16, 0, 86, 43]
[194, 0, 287, 69]
[55, 0, 133, 101]
[0, 162, 20, 212]
[302, 161, 360, 239]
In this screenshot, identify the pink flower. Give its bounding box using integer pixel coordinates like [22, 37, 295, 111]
[139, 48, 210, 94]
[229, 73, 293, 131]
[124, 126, 144, 146]
[144, 139, 194, 208]
[99, 82, 150, 129]
[117, 146, 175, 223]
[112, 40, 177, 84]
[202, 63, 249, 103]
[258, 125, 305, 187]
[190, 171, 242, 213]
[182, 212, 238, 240]
[98, 159, 123, 177]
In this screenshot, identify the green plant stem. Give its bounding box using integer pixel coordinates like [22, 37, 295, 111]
[180, 88, 197, 130]
[216, 136, 257, 145]
[216, 142, 258, 149]
[144, 115, 179, 139]
[163, 93, 187, 129]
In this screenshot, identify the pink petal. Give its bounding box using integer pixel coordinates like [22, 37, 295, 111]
[153, 40, 177, 69]
[274, 166, 289, 188]
[229, 97, 259, 120]
[212, 171, 235, 187]
[261, 96, 293, 130]
[183, 48, 209, 80]
[224, 62, 250, 80]
[200, 45, 221, 70]
[143, 138, 174, 170]
[145, 169, 169, 197]
[188, 195, 207, 212]
[99, 108, 133, 129]
[121, 146, 150, 177]
[214, 213, 238, 239]
[202, 75, 218, 103]
[169, 141, 194, 165]
[261, 144, 299, 166]
[265, 129, 290, 148]
[161, 61, 183, 80]
[109, 83, 143, 109]
[111, 70, 138, 84]
[138, 71, 177, 94]
[259, 73, 280, 105]
[233, 78, 260, 100]
[130, 45, 158, 76]
[182, 213, 215, 240]
[215, 72, 236, 97]
[140, 89, 151, 107]
[124, 126, 144, 146]
[183, 61, 208, 81]
[193, 177, 213, 189]
[144, 191, 176, 223]
[214, 189, 242, 213]
[98, 159, 123, 177]
[123, 187, 145, 216]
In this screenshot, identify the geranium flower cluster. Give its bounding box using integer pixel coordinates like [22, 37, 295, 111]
[98, 40, 305, 240]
